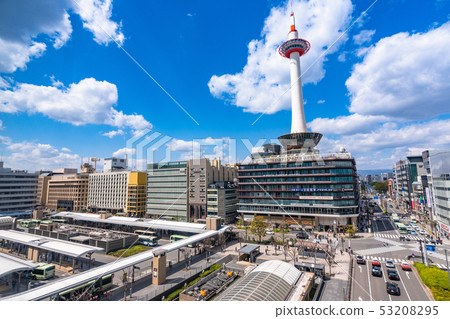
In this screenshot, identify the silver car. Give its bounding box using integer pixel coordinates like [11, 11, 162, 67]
[386, 260, 395, 268]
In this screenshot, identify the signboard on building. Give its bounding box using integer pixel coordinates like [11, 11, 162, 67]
[440, 222, 449, 233]
[299, 196, 334, 200]
[301, 218, 315, 226]
[291, 188, 333, 192]
[425, 187, 431, 208]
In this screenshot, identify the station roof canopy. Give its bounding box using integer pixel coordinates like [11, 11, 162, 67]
[0, 252, 38, 278]
[218, 260, 302, 301]
[238, 244, 260, 255]
[54, 212, 207, 234]
[0, 230, 103, 258]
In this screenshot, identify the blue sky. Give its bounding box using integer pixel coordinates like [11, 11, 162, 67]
[0, 0, 449, 171]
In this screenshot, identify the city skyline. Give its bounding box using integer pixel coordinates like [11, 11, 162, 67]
[1, 0, 450, 172]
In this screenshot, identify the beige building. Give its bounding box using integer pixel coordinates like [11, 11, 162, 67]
[46, 174, 89, 212]
[188, 158, 236, 222]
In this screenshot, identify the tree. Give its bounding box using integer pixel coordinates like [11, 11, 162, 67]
[236, 219, 243, 228]
[250, 216, 267, 242]
[345, 225, 356, 238]
[372, 181, 389, 193]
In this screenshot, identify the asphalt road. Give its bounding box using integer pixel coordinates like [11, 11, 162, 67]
[351, 258, 431, 301]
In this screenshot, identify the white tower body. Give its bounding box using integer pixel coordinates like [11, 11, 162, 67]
[288, 23, 307, 133]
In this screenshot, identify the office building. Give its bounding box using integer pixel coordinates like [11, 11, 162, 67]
[422, 150, 450, 237]
[46, 174, 89, 212]
[0, 162, 38, 214]
[207, 182, 238, 223]
[147, 161, 189, 221]
[127, 172, 148, 217]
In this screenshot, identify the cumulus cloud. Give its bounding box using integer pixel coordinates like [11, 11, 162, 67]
[309, 113, 388, 135]
[352, 29, 375, 45]
[0, 0, 123, 73]
[4, 140, 80, 171]
[346, 21, 450, 120]
[208, 0, 353, 114]
[0, 77, 152, 131]
[102, 129, 125, 138]
[61, 147, 71, 152]
[0, 120, 4, 130]
[72, 0, 124, 45]
[112, 147, 135, 158]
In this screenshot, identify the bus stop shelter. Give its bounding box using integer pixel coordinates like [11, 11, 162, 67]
[238, 244, 260, 262]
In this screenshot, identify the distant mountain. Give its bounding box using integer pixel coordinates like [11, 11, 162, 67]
[357, 169, 392, 177]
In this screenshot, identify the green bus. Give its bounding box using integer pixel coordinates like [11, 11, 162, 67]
[19, 219, 40, 228]
[51, 219, 67, 224]
[395, 222, 408, 234]
[170, 235, 195, 247]
[392, 214, 400, 223]
[51, 274, 113, 301]
[32, 263, 55, 280]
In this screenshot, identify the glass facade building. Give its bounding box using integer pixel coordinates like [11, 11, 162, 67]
[237, 152, 359, 231]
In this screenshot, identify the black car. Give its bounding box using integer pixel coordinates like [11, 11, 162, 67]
[356, 256, 365, 264]
[388, 269, 399, 280]
[296, 232, 309, 239]
[372, 266, 382, 277]
[386, 282, 400, 295]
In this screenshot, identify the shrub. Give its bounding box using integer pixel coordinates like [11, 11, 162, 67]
[415, 263, 450, 301]
[108, 245, 151, 258]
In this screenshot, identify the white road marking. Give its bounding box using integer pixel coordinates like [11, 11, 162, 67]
[405, 272, 410, 280]
[366, 260, 373, 301]
[396, 265, 411, 301]
[359, 265, 362, 273]
[358, 296, 363, 301]
[381, 264, 392, 301]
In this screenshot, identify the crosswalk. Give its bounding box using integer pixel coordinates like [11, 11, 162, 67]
[359, 256, 449, 270]
[374, 233, 426, 241]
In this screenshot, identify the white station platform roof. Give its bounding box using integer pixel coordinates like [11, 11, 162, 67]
[0, 230, 104, 258]
[0, 252, 38, 278]
[3, 228, 229, 301]
[55, 212, 207, 233]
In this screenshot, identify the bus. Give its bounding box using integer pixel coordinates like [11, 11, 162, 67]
[392, 214, 399, 223]
[170, 235, 195, 247]
[134, 230, 157, 237]
[137, 235, 158, 247]
[51, 218, 67, 224]
[411, 217, 417, 223]
[32, 263, 55, 280]
[19, 219, 40, 228]
[395, 223, 408, 234]
[51, 274, 113, 301]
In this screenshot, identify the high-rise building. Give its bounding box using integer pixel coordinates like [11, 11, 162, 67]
[207, 182, 238, 224]
[236, 12, 359, 231]
[422, 150, 450, 237]
[0, 162, 38, 214]
[393, 156, 426, 211]
[146, 159, 237, 222]
[46, 174, 89, 212]
[147, 161, 189, 221]
[88, 170, 146, 216]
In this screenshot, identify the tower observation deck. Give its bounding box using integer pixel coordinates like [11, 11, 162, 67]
[277, 12, 322, 152]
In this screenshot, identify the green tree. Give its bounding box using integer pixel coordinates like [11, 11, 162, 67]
[346, 225, 356, 238]
[250, 216, 267, 242]
[372, 181, 389, 193]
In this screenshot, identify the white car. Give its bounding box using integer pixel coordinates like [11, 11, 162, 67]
[386, 260, 395, 268]
[266, 231, 275, 235]
[419, 230, 425, 235]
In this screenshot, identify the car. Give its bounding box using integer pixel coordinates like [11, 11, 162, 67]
[410, 230, 417, 235]
[356, 256, 365, 264]
[372, 266, 382, 277]
[266, 231, 275, 235]
[386, 282, 400, 295]
[372, 258, 381, 267]
[400, 262, 411, 271]
[386, 260, 395, 268]
[405, 237, 411, 241]
[388, 269, 400, 280]
[296, 232, 309, 239]
[419, 230, 425, 235]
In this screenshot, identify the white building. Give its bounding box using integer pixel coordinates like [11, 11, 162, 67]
[103, 158, 127, 172]
[88, 171, 129, 214]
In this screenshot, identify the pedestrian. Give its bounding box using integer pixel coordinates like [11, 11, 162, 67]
[340, 249, 343, 255]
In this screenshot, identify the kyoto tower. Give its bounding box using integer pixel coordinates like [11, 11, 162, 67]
[278, 11, 322, 152]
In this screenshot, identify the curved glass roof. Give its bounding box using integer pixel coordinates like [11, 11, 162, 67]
[219, 260, 302, 301]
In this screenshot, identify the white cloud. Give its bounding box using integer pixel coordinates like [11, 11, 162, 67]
[346, 21, 450, 120]
[317, 100, 325, 104]
[102, 129, 125, 138]
[0, 120, 4, 130]
[0, 77, 152, 131]
[352, 29, 375, 45]
[61, 147, 71, 152]
[4, 140, 81, 172]
[309, 113, 387, 135]
[112, 147, 135, 158]
[72, 0, 124, 46]
[208, 0, 353, 114]
[337, 52, 346, 62]
[0, 0, 123, 73]
[0, 77, 11, 89]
